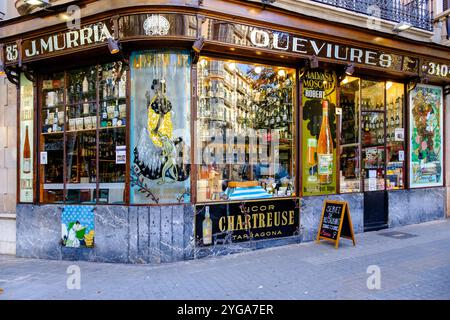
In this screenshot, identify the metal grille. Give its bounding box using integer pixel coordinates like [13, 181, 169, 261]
[311, 0, 433, 31]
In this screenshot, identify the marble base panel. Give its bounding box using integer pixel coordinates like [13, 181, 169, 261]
[16, 204, 195, 264]
[15, 188, 446, 263]
[300, 193, 365, 242]
[388, 187, 446, 228]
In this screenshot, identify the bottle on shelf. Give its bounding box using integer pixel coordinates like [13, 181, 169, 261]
[82, 75, 89, 95]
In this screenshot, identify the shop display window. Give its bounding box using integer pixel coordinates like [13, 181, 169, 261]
[39, 62, 127, 204]
[196, 57, 296, 202]
[129, 51, 191, 204]
[339, 76, 360, 193]
[386, 82, 405, 190]
[361, 80, 385, 191]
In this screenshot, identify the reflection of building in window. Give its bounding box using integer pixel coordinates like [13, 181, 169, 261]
[197, 57, 295, 202]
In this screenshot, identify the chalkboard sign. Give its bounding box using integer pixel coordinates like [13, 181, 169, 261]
[316, 200, 355, 248]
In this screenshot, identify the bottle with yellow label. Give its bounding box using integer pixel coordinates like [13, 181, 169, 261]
[317, 100, 333, 185]
[202, 206, 213, 246]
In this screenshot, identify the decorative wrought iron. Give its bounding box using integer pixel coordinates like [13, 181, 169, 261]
[311, 0, 433, 31]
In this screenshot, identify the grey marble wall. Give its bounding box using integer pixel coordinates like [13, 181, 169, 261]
[388, 187, 446, 228]
[300, 193, 364, 242]
[16, 204, 195, 264]
[15, 188, 446, 263]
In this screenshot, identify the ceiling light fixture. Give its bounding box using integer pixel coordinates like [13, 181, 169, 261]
[107, 37, 120, 55]
[24, 0, 50, 6]
[0, 63, 5, 76]
[192, 36, 205, 54]
[345, 63, 355, 75]
[393, 21, 412, 33]
[309, 55, 319, 69]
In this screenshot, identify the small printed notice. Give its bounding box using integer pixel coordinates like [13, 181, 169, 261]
[116, 146, 126, 164]
[40, 151, 48, 165]
[395, 128, 404, 141]
[399, 150, 405, 162]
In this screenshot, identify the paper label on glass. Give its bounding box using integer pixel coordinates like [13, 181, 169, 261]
[368, 178, 377, 191]
[318, 154, 333, 175]
[368, 170, 376, 178]
[40, 151, 48, 165]
[116, 145, 126, 164]
[335, 107, 342, 115]
[394, 128, 404, 141]
[398, 150, 404, 161]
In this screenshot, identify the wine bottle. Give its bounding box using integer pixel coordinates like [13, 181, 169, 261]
[82, 76, 89, 95]
[23, 126, 31, 174]
[317, 100, 333, 185]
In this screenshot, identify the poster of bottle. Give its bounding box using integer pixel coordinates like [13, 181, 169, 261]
[130, 51, 191, 203]
[61, 206, 95, 248]
[19, 74, 34, 203]
[301, 69, 337, 196]
[409, 84, 443, 188]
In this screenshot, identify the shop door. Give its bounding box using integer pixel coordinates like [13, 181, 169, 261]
[360, 81, 388, 231]
[340, 79, 406, 231]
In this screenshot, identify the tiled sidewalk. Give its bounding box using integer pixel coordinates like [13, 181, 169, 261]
[1, 219, 449, 300]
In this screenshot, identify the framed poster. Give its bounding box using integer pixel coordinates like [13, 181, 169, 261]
[301, 69, 337, 196]
[409, 84, 444, 188]
[19, 74, 34, 202]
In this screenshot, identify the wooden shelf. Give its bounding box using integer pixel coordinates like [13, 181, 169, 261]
[41, 125, 126, 135]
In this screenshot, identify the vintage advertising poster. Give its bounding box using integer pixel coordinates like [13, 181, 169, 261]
[301, 69, 337, 196]
[195, 199, 300, 246]
[409, 84, 444, 188]
[19, 74, 34, 203]
[61, 206, 95, 248]
[130, 51, 191, 203]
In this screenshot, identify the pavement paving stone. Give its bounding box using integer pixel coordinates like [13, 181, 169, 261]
[0, 220, 449, 299]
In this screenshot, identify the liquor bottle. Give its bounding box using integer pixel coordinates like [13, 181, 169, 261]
[53, 108, 59, 132]
[202, 206, 213, 246]
[395, 112, 400, 126]
[317, 100, 333, 185]
[23, 126, 31, 174]
[82, 76, 89, 95]
[118, 76, 126, 98]
[83, 99, 89, 115]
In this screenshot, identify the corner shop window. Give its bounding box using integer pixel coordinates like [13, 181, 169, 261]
[129, 51, 191, 204]
[196, 57, 296, 202]
[39, 62, 127, 204]
[339, 76, 360, 193]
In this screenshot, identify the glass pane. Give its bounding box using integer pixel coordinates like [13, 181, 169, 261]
[302, 69, 337, 196]
[361, 80, 384, 111]
[99, 128, 126, 204]
[20, 74, 34, 202]
[66, 132, 97, 204]
[66, 66, 98, 204]
[98, 62, 127, 204]
[197, 57, 296, 202]
[130, 51, 191, 204]
[339, 76, 360, 193]
[386, 82, 405, 190]
[40, 72, 65, 203]
[362, 111, 385, 192]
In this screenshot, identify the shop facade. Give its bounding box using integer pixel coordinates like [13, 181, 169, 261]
[1, 0, 449, 263]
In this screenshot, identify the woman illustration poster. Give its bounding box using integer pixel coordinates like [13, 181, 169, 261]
[65, 221, 87, 248]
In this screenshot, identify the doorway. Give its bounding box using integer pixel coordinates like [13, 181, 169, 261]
[339, 78, 406, 231]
